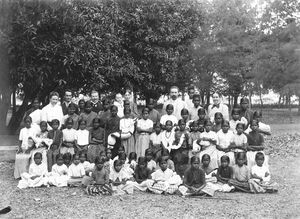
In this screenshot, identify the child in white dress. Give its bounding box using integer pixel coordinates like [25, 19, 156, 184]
[160, 104, 178, 128]
[48, 154, 69, 187]
[67, 154, 85, 186]
[229, 108, 247, 133]
[135, 107, 153, 158]
[17, 152, 48, 189]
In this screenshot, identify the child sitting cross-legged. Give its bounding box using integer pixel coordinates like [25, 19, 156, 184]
[86, 157, 112, 196]
[109, 159, 134, 195]
[67, 153, 85, 187]
[48, 154, 69, 187]
[147, 156, 182, 195]
[178, 156, 214, 197]
[17, 152, 49, 189]
[248, 152, 278, 193]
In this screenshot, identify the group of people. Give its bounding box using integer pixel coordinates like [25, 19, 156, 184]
[14, 86, 278, 196]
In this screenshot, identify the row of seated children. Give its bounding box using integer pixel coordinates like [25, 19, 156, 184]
[18, 142, 278, 196]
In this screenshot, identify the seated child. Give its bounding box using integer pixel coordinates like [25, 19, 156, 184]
[86, 157, 112, 196]
[160, 104, 178, 128]
[189, 121, 201, 158]
[118, 153, 134, 177]
[196, 108, 209, 127]
[216, 120, 235, 166]
[145, 149, 156, 173]
[149, 123, 163, 161]
[109, 159, 134, 195]
[228, 152, 251, 193]
[67, 153, 85, 187]
[17, 152, 48, 189]
[147, 156, 182, 194]
[63, 152, 72, 167]
[79, 101, 98, 130]
[248, 152, 278, 193]
[61, 118, 76, 155]
[113, 146, 129, 163]
[211, 155, 234, 192]
[128, 152, 137, 170]
[246, 120, 268, 168]
[200, 154, 217, 183]
[48, 154, 69, 187]
[79, 152, 94, 172]
[178, 156, 214, 196]
[106, 148, 114, 169]
[179, 108, 193, 129]
[129, 157, 152, 191]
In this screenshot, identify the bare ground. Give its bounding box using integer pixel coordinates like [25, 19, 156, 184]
[0, 125, 299, 218]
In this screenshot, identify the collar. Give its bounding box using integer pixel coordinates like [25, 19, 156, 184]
[212, 103, 220, 109]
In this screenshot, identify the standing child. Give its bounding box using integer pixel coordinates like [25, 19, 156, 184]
[160, 104, 178, 129]
[61, 118, 76, 155]
[189, 94, 203, 121]
[147, 98, 161, 124]
[147, 156, 182, 194]
[67, 153, 85, 186]
[32, 121, 51, 166]
[109, 159, 134, 195]
[79, 101, 98, 131]
[47, 119, 63, 172]
[231, 123, 248, 162]
[171, 119, 191, 177]
[135, 107, 153, 158]
[106, 148, 113, 169]
[160, 120, 176, 153]
[212, 112, 223, 133]
[88, 118, 105, 163]
[105, 105, 121, 157]
[15, 116, 37, 179]
[48, 154, 69, 187]
[228, 152, 251, 192]
[190, 121, 201, 159]
[149, 123, 163, 161]
[178, 156, 214, 196]
[62, 103, 79, 130]
[78, 99, 85, 115]
[119, 108, 135, 155]
[245, 111, 271, 135]
[98, 98, 111, 128]
[196, 108, 209, 127]
[75, 120, 90, 155]
[17, 152, 48, 189]
[229, 107, 247, 133]
[145, 149, 156, 173]
[180, 108, 192, 129]
[246, 120, 267, 168]
[86, 157, 112, 196]
[216, 120, 235, 166]
[197, 120, 219, 169]
[249, 152, 278, 193]
[131, 157, 152, 191]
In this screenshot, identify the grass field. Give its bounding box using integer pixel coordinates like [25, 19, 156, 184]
[0, 109, 299, 218]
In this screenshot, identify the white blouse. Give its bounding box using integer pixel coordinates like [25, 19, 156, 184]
[120, 118, 135, 134]
[75, 129, 89, 145]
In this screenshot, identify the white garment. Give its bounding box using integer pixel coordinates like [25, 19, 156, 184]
[161, 130, 176, 150]
[199, 131, 218, 148]
[185, 98, 194, 114]
[120, 118, 135, 134]
[150, 132, 162, 145]
[29, 162, 48, 176]
[41, 103, 64, 128]
[82, 161, 94, 172]
[217, 130, 234, 149]
[189, 106, 203, 121]
[75, 129, 89, 145]
[68, 163, 85, 177]
[244, 122, 271, 135]
[229, 117, 248, 133]
[160, 114, 178, 126]
[251, 164, 270, 182]
[208, 103, 229, 122]
[52, 164, 68, 175]
[62, 128, 77, 142]
[163, 98, 187, 120]
[232, 133, 247, 152]
[19, 127, 37, 150]
[48, 164, 69, 187]
[137, 119, 153, 131]
[113, 101, 124, 118]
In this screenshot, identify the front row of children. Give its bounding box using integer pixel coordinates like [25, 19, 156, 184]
[18, 145, 278, 196]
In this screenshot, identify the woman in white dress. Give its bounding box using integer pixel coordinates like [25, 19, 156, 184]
[207, 92, 229, 122]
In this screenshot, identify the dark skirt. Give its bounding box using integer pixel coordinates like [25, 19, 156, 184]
[86, 184, 113, 196]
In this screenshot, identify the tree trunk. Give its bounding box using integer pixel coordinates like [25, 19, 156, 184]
[206, 90, 210, 106]
[278, 94, 281, 105]
[249, 91, 252, 109]
[12, 87, 16, 116]
[0, 90, 11, 134]
[298, 95, 300, 115]
[234, 95, 238, 106]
